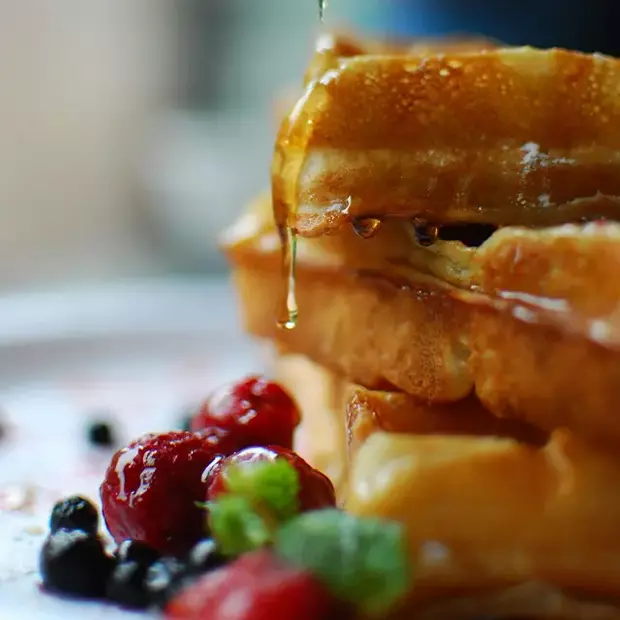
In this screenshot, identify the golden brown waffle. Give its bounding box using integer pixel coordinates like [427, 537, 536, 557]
[223, 29, 620, 620]
[347, 430, 620, 617]
[346, 386, 548, 460]
[266, 357, 620, 618]
[303, 31, 499, 84]
[273, 36, 620, 236]
[273, 353, 547, 503]
[273, 33, 498, 127]
[223, 196, 620, 447]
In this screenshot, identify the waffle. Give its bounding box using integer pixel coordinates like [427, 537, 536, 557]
[270, 356, 620, 618]
[273, 35, 620, 237]
[223, 195, 620, 447]
[273, 32, 498, 126]
[223, 30, 620, 619]
[346, 385, 547, 460]
[348, 430, 620, 618]
[272, 353, 546, 499]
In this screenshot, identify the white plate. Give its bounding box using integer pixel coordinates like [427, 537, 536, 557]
[0, 278, 263, 618]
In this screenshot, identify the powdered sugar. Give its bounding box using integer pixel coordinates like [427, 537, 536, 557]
[520, 142, 575, 174]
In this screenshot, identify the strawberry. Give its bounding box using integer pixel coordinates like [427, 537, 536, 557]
[165, 549, 336, 620]
[204, 446, 336, 514]
[100, 432, 218, 555]
[191, 377, 301, 451]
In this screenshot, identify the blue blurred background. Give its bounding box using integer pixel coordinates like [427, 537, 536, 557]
[0, 0, 616, 289]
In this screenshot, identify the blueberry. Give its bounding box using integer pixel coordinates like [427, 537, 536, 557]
[185, 538, 226, 575]
[49, 496, 99, 535]
[40, 529, 111, 598]
[106, 561, 151, 609]
[115, 539, 161, 565]
[144, 556, 188, 609]
[87, 420, 116, 447]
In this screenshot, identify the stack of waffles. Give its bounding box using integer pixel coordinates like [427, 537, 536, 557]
[222, 33, 620, 619]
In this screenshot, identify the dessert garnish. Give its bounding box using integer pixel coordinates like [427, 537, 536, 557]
[38, 376, 410, 618]
[191, 376, 301, 451]
[100, 430, 220, 555]
[40, 528, 111, 599]
[50, 495, 99, 536]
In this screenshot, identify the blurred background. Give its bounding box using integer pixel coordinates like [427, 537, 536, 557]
[0, 0, 618, 290]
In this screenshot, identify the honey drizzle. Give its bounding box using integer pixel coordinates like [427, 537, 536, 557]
[277, 225, 298, 330]
[272, 39, 342, 330]
[318, 0, 327, 22]
[272, 54, 330, 330]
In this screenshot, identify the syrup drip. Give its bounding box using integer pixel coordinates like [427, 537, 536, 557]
[272, 77, 320, 331]
[271, 39, 339, 330]
[277, 225, 298, 330]
[352, 217, 382, 239]
[412, 219, 439, 246]
[318, 0, 327, 22]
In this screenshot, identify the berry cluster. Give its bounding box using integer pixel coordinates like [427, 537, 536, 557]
[40, 494, 228, 609]
[99, 376, 333, 555]
[39, 376, 345, 618]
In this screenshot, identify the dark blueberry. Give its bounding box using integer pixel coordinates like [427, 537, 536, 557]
[115, 539, 160, 566]
[49, 496, 99, 535]
[106, 560, 153, 609]
[87, 420, 116, 447]
[185, 538, 226, 576]
[40, 529, 111, 598]
[144, 556, 188, 609]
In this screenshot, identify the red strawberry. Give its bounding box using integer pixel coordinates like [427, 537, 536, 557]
[100, 432, 217, 555]
[165, 549, 336, 620]
[203, 446, 336, 512]
[191, 377, 301, 451]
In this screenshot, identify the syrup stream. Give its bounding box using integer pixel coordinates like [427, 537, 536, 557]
[318, 0, 327, 22]
[272, 38, 337, 330]
[277, 225, 298, 330]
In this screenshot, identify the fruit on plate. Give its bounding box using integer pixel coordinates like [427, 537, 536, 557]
[100, 431, 219, 555]
[191, 376, 301, 451]
[165, 549, 337, 620]
[204, 445, 336, 513]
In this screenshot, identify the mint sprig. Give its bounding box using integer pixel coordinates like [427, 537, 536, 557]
[225, 458, 300, 521]
[207, 459, 301, 557]
[207, 495, 272, 557]
[206, 460, 411, 615]
[274, 509, 410, 615]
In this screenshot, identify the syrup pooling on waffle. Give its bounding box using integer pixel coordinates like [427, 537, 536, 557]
[273, 36, 620, 239]
[271, 34, 500, 329]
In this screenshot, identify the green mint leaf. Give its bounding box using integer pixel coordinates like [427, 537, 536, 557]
[207, 496, 271, 557]
[225, 458, 300, 522]
[275, 509, 410, 615]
